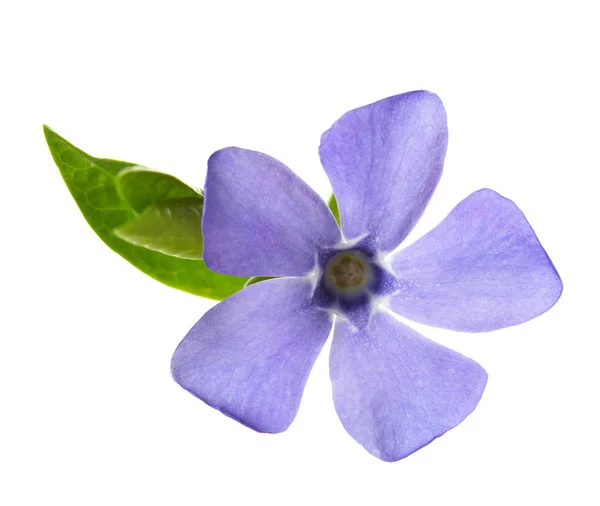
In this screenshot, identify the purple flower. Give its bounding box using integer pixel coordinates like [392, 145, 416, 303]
[171, 91, 562, 461]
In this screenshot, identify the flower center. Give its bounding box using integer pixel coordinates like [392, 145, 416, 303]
[331, 257, 364, 287]
[323, 249, 372, 296]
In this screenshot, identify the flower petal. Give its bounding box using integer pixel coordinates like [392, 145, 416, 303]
[389, 189, 563, 332]
[330, 311, 487, 462]
[203, 148, 341, 276]
[319, 91, 448, 250]
[171, 277, 332, 433]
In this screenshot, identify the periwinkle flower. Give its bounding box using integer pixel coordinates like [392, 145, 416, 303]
[171, 91, 562, 461]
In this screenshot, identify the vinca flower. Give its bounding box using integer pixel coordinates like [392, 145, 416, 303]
[171, 91, 562, 461]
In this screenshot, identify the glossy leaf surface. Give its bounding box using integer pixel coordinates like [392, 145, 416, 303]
[115, 198, 204, 260]
[44, 126, 247, 299]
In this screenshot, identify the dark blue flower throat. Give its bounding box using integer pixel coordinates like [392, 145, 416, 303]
[312, 242, 400, 329]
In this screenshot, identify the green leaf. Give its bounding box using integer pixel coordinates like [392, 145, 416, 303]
[328, 194, 340, 226]
[44, 126, 248, 300]
[243, 276, 274, 287]
[114, 198, 204, 260]
[116, 165, 202, 214]
[115, 165, 206, 259]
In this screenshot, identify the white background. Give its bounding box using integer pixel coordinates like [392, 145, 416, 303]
[1, 1, 598, 505]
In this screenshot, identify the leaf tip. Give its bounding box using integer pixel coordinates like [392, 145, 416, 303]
[42, 124, 55, 141]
